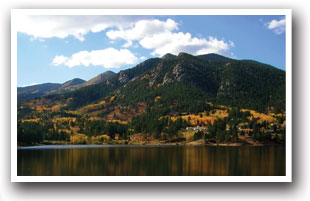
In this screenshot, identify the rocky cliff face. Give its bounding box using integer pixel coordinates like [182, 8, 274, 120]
[19, 52, 285, 113]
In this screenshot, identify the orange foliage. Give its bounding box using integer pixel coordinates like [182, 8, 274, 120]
[168, 109, 228, 126]
[142, 74, 150, 79]
[21, 118, 40, 123]
[70, 134, 88, 144]
[58, 129, 71, 134]
[242, 109, 277, 123]
[79, 100, 106, 113]
[154, 96, 161, 102]
[108, 119, 128, 124]
[64, 110, 80, 116]
[89, 134, 111, 143]
[211, 110, 229, 119]
[53, 117, 76, 123]
[51, 104, 62, 111]
[35, 106, 51, 112]
[88, 117, 101, 121]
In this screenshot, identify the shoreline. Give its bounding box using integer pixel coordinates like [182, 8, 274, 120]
[18, 139, 284, 148]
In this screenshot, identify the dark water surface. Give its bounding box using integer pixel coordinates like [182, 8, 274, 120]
[18, 145, 285, 176]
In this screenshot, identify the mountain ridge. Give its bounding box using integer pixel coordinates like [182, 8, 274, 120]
[17, 52, 286, 147]
[18, 53, 285, 114]
[83, 71, 116, 86]
[62, 78, 86, 88]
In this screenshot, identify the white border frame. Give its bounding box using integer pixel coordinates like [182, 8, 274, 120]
[11, 9, 292, 182]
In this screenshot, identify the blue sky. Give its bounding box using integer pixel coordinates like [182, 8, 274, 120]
[17, 15, 286, 87]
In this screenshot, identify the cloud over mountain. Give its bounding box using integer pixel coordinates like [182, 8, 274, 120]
[52, 48, 138, 68]
[106, 18, 234, 57]
[18, 16, 236, 69]
[106, 19, 178, 46]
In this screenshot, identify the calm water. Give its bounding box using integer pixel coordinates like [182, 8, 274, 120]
[18, 145, 285, 176]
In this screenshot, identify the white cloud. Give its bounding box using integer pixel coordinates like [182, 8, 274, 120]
[106, 19, 178, 47]
[18, 16, 234, 58]
[266, 18, 286, 34]
[122, 40, 133, 48]
[139, 56, 146, 60]
[139, 32, 233, 57]
[52, 55, 68, 66]
[108, 18, 234, 56]
[22, 83, 38, 87]
[91, 24, 109, 33]
[107, 18, 178, 40]
[16, 15, 145, 41]
[52, 48, 138, 68]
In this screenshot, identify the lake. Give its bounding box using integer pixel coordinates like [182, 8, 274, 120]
[18, 145, 285, 176]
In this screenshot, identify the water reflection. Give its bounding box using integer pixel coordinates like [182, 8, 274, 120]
[18, 146, 285, 176]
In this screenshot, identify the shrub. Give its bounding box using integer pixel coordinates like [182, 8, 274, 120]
[193, 130, 204, 140]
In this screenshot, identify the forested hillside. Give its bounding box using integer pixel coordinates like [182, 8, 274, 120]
[17, 53, 286, 146]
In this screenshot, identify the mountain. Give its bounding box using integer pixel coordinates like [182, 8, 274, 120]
[162, 53, 177, 60]
[17, 83, 62, 101]
[62, 78, 86, 88]
[107, 52, 285, 114]
[198, 53, 233, 62]
[55, 58, 162, 109]
[83, 71, 115, 86]
[17, 52, 286, 145]
[47, 78, 87, 95]
[23, 52, 285, 117]
[17, 72, 114, 102]
[17, 78, 86, 101]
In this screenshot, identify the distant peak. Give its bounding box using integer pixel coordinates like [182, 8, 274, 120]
[95, 71, 116, 80]
[197, 53, 233, 62]
[84, 71, 116, 86]
[103, 70, 115, 75]
[162, 53, 177, 59]
[178, 52, 192, 57]
[62, 78, 86, 87]
[71, 78, 86, 82]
